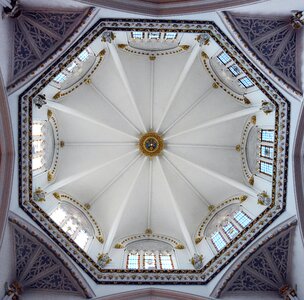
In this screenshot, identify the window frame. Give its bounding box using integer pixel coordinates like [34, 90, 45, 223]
[239, 76, 254, 88]
[217, 51, 232, 65]
[259, 161, 273, 176]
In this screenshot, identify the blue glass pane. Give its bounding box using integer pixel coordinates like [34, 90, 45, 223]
[54, 72, 67, 83]
[261, 145, 274, 159]
[229, 64, 242, 76]
[260, 161, 273, 175]
[261, 130, 274, 142]
[160, 255, 173, 269]
[78, 50, 89, 62]
[223, 222, 239, 240]
[132, 31, 144, 39]
[165, 32, 177, 39]
[148, 32, 160, 39]
[239, 76, 254, 88]
[127, 254, 139, 269]
[217, 52, 231, 65]
[234, 211, 252, 228]
[211, 231, 226, 251]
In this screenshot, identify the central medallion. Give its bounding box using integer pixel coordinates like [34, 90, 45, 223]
[139, 132, 164, 157]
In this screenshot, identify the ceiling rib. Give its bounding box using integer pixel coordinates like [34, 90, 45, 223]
[162, 86, 213, 135]
[89, 154, 142, 206]
[90, 81, 141, 134]
[44, 150, 138, 193]
[168, 143, 235, 150]
[163, 155, 211, 207]
[46, 100, 137, 140]
[157, 157, 196, 255]
[107, 42, 146, 132]
[165, 106, 260, 140]
[64, 142, 137, 146]
[103, 158, 147, 253]
[156, 43, 201, 132]
[150, 58, 155, 130]
[147, 159, 153, 229]
[165, 150, 257, 197]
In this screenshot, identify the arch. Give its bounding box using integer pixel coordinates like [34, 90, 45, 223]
[0, 69, 14, 248]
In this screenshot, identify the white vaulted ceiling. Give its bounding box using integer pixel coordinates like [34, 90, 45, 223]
[51, 31, 252, 251]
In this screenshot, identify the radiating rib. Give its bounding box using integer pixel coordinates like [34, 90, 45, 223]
[167, 143, 235, 150]
[107, 43, 146, 133]
[150, 58, 155, 130]
[156, 43, 201, 132]
[64, 142, 137, 147]
[46, 100, 137, 140]
[147, 159, 153, 229]
[157, 157, 196, 255]
[103, 157, 147, 253]
[162, 87, 213, 135]
[44, 150, 138, 193]
[165, 106, 260, 140]
[165, 150, 256, 197]
[89, 154, 141, 206]
[90, 81, 141, 134]
[163, 155, 211, 207]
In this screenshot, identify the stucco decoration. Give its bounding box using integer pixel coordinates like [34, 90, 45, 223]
[9, 212, 94, 298]
[211, 217, 296, 298]
[8, 6, 94, 93]
[224, 13, 302, 94]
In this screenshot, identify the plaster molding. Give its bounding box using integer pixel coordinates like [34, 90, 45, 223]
[0, 69, 14, 249]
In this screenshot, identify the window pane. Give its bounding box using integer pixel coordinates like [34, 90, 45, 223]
[53, 72, 67, 83]
[223, 222, 239, 240]
[239, 76, 254, 88]
[228, 64, 242, 76]
[32, 140, 44, 154]
[165, 32, 177, 40]
[66, 61, 77, 72]
[74, 230, 90, 249]
[148, 32, 160, 39]
[32, 156, 43, 170]
[51, 207, 67, 225]
[62, 218, 78, 235]
[144, 254, 156, 269]
[261, 145, 274, 159]
[131, 31, 144, 39]
[160, 255, 174, 270]
[211, 231, 226, 251]
[234, 211, 252, 228]
[127, 253, 139, 269]
[32, 123, 43, 136]
[78, 49, 90, 62]
[260, 161, 273, 176]
[261, 130, 274, 142]
[217, 52, 231, 65]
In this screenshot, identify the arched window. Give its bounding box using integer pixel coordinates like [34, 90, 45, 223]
[50, 202, 94, 250]
[32, 121, 46, 171]
[259, 129, 274, 176]
[125, 239, 176, 270]
[205, 205, 253, 253]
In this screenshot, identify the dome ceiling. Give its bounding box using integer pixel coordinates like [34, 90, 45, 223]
[19, 18, 290, 284]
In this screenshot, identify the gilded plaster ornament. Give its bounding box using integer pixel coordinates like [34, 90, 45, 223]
[97, 253, 111, 267]
[239, 195, 248, 203]
[139, 132, 164, 157]
[84, 203, 91, 210]
[33, 94, 47, 109]
[114, 243, 124, 249]
[201, 51, 209, 59]
[145, 228, 153, 234]
[261, 101, 275, 114]
[257, 191, 271, 206]
[291, 11, 304, 29]
[47, 172, 54, 182]
[251, 115, 256, 124]
[97, 236, 104, 243]
[101, 31, 115, 43]
[33, 187, 46, 202]
[191, 254, 204, 270]
[175, 244, 185, 250]
[180, 45, 190, 51]
[248, 176, 254, 186]
[212, 82, 219, 89]
[235, 144, 241, 152]
[53, 91, 61, 100]
[197, 33, 210, 46]
[47, 109, 53, 119]
[52, 192, 61, 200]
[208, 205, 215, 212]
[195, 236, 203, 244]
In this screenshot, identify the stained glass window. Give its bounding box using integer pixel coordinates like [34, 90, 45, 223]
[148, 32, 160, 39]
[160, 254, 174, 270]
[261, 145, 274, 159]
[239, 76, 254, 88]
[261, 130, 274, 142]
[260, 161, 273, 176]
[131, 31, 144, 39]
[211, 231, 226, 251]
[223, 222, 239, 240]
[143, 253, 156, 269]
[165, 32, 177, 40]
[217, 52, 231, 65]
[229, 64, 242, 76]
[234, 211, 252, 228]
[127, 253, 139, 269]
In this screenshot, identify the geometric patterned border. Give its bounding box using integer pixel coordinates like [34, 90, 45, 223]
[18, 18, 290, 284]
[211, 216, 297, 298]
[8, 211, 95, 298]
